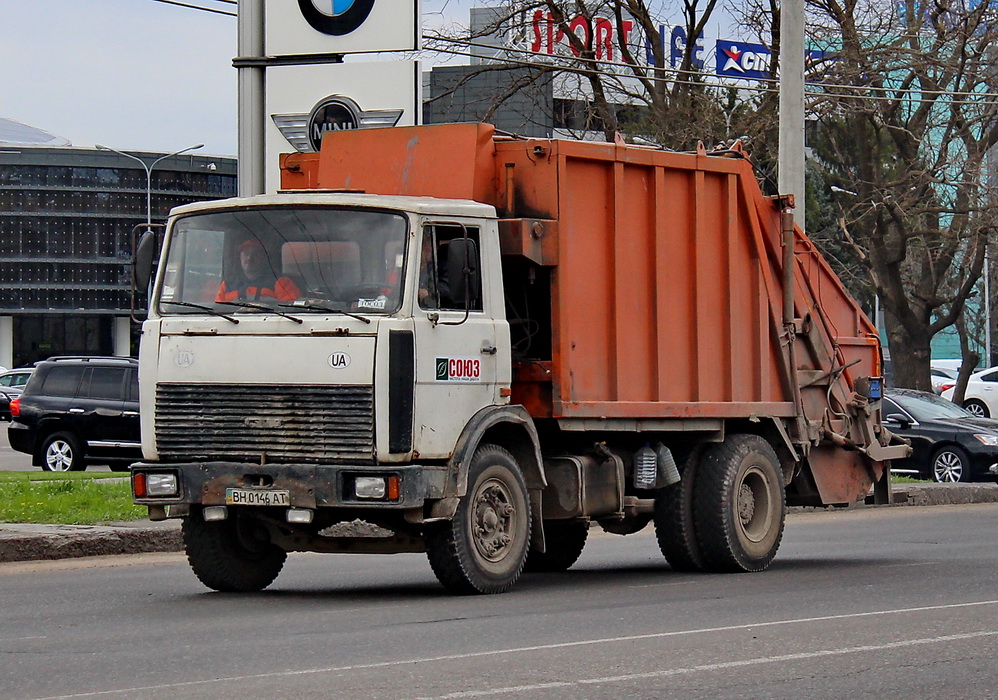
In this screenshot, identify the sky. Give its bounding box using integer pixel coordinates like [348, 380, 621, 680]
[1, 0, 479, 158]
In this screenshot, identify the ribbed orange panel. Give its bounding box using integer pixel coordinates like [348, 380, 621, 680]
[286, 124, 879, 423]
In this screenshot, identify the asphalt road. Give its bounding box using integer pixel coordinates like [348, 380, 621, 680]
[2, 503, 997, 699]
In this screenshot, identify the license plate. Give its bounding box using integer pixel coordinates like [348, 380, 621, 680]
[225, 488, 290, 507]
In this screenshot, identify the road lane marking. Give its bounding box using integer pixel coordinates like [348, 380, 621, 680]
[35, 598, 998, 699]
[418, 629, 998, 698]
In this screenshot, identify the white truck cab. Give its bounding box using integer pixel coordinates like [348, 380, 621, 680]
[141, 193, 510, 467]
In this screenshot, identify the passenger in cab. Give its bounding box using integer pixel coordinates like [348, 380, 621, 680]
[216, 239, 301, 303]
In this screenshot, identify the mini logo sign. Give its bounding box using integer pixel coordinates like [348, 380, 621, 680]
[298, 0, 375, 36]
[174, 350, 195, 368]
[307, 95, 360, 151]
[435, 357, 482, 382]
[328, 352, 352, 368]
[274, 95, 405, 153]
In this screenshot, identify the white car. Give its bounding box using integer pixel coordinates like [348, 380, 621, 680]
[930, 366, 959, 394]
[941, 367, 998, 417]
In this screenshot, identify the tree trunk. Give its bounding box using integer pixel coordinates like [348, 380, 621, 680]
[884, 310, 933, 391]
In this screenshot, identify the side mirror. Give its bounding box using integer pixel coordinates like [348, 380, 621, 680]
[884, 413, 911, 429]
[446, 238, 480, 308]
[134, 229, 157, 290]
[131, 224, 164, 323]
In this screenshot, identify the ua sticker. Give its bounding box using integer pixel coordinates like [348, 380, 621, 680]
[328, 352, 351, 368]
[435, 357, 482, 382]
[298, 0, 376, 36]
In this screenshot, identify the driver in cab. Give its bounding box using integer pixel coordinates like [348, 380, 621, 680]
[216, 239, 301, 303]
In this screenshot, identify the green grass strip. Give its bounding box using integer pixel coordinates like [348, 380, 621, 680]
[0, 471, 127, 483]
[0, 474, 146, 525]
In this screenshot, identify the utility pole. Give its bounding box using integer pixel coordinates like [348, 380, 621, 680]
[779, 0, 806, 232]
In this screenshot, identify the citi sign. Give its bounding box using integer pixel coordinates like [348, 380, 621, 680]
[717, 41, 828, 80]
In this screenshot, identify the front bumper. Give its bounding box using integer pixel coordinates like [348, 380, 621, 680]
[131, 462, 446, 510]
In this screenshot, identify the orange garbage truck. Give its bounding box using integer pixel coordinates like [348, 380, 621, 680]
[131, 123, 908, 594]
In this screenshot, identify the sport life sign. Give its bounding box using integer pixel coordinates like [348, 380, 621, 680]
[524, 13, 828, 79]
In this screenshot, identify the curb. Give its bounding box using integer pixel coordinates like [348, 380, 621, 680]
[0, 521, 182, 563]
[1, 483, 996, 564]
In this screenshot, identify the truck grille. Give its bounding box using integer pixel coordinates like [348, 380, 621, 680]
[155, 383, 374, 464]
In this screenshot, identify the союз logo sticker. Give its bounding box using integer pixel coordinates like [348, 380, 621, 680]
[298, 0, 376, 36]
[435, 357, 482, 382]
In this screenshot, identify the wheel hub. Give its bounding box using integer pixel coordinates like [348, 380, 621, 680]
[472, 481, 515, 562]
[46, 442, 73, 471]
[736, 465, 773, 544]
[738, 483, 756, 523]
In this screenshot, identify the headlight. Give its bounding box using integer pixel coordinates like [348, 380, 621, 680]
[354, 476, 387, 499]
[351, 475, 401, 500]
[973, 434, 998, 446]
[146, 473, 179, 497]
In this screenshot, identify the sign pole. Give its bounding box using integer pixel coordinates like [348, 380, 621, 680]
[237, 0, 266, 197]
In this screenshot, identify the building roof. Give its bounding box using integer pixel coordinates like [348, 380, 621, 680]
[0, 117, 71, 147]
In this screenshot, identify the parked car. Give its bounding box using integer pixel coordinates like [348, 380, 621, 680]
[8, 356, 140, 472]
[883, 388, 998, 482]
[0, 367, 35, 420]
[941, 366, 998, 417]
[930, 366, 959, 394]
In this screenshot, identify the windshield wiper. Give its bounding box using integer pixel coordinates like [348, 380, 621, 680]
[218, 301, 304, 324]
[280, 301, 372, 324]
[160, 300, 239, 324]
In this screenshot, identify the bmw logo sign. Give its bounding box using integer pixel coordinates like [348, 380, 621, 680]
[298, 0, 376, 36]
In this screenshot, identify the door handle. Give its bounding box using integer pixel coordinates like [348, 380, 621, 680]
[68, 408, 85, 414]
[481, 344, 498, 355]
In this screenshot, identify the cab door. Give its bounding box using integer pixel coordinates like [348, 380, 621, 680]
[412, 222, 501, 457]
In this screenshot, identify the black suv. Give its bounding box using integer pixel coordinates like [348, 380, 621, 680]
[8, 356, 140, 471]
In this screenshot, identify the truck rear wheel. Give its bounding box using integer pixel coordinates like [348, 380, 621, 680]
[425, 444, 530, 594]
[693, 435, 785, 573]
[524, 520, 589, 572]
[182, 510, 287, 592]
[653, 447, 705, 572]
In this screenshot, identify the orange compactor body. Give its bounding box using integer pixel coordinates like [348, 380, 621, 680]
[282, 122, 902, 506]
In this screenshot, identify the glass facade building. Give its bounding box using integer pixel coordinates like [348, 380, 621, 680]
[0, 144, 236, 367]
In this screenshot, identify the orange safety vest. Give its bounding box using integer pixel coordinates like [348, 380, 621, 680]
[216, 277, 301, 303]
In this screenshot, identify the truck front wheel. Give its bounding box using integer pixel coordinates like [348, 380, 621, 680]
[693, 435, 785, 573]
[425, 444, 530, 594]
[182, 509, 287, 592]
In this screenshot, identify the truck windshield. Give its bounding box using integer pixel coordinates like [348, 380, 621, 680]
[157, 207, 408, 315]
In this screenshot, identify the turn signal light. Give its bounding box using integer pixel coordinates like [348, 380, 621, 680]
[132, 472, 147, 498]
[9, 397, 19, 418]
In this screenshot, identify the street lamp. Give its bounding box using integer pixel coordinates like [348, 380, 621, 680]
[95, 143, 204, 231]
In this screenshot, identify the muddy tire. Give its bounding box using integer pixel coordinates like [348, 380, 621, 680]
[182, 510, 287, 592]
[693, 435, 785, 573]
[425, 444, 530, 594]
[524, 520, 589, 573]
[653, 446, 705, 572]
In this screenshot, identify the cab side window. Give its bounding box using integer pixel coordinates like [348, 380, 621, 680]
[419, 224, 482, 312]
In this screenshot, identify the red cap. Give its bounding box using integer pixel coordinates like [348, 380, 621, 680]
[237, 239, 265, 253]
